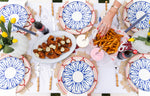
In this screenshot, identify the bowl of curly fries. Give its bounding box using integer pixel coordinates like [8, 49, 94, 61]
[93, 28, 129, 56]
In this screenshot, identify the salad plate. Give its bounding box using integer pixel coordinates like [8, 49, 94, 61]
[0, 4, 28, 32]
[59, 1, 95, 34]
[58, 56, 98, 94]
[31, 31, 76, 64]
[126, 54, 150, 92]
[0, 56, 25, 90]
[123, 1, 150, 32]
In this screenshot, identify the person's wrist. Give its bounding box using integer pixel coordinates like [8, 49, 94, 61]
[107, 7, 117, 17]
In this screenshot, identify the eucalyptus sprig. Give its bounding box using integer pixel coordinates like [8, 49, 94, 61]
[0, 15, 18, 53]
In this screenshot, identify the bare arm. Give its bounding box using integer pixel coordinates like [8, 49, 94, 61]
[97, 0, 122, 37]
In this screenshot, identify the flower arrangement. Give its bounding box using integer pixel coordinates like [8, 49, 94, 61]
[0, 15, 18, 53]
[128, 20, 150, 46]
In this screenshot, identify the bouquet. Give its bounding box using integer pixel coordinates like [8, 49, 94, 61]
[128, 20, 150, 46]
[0, 15, 18, 53]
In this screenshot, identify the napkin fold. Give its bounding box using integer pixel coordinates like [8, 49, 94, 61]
[0, 88, 16, 96]
[139, 89, 150, 96]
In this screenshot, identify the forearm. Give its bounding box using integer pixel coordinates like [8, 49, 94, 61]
[107, 0, 122, 18]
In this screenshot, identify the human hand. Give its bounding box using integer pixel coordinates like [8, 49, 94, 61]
[97, 12, 113, 37]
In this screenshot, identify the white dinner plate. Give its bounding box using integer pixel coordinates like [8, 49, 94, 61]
[31, 31, 76, 64]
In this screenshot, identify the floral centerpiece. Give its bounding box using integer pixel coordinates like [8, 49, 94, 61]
[128, 20, 150, 46]
[0, 15, 18, 53]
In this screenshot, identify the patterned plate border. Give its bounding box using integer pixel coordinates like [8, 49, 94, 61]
[0, 5, 32, 34]
[0, 54, 31, 93]
[59, 1, 96, 35]
[123, 0, 149, 32]
[126, 53, 150, 92]
[57, 56, 98, 94]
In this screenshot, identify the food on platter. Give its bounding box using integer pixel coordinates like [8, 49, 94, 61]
[93, 29, 123, 54]
[33, 35, 72, 59]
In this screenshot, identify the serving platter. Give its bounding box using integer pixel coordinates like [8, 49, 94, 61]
[31, 31, 76, 64]
[59, 1, 96, 35]
[58, 56, 98, 94]
[0, 56, 25, 90]
[123, 1, 150, 32]
[126, 54, 150, 92]
[0, 4, 32, 34]
[0, 4, 28, 32]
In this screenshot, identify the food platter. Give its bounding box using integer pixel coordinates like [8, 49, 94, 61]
[58, 56, 98, 94]
[59, 1, 96, 35]
[126, 54, 150, 92]
[91, 29, 129, 60]
[123, 1, 150, 32]
[0, 56, 25, 90]
[31, 31, 76, 64]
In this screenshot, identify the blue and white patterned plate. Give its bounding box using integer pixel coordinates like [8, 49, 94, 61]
[0, 57, 25, 90]
[58, 56, 98, 95]
[127, 1, 150, 29]
[62, 61, 94, 94]
[0, 4, 28, 32]
[129, 58, 150, 91]
[62, 1, 92, 30]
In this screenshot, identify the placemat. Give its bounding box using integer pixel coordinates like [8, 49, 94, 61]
[18, 55, 36, 94]
[56, 2, 98, 37]
[118, 2, 134, 36]
[54, 51, 98, 95]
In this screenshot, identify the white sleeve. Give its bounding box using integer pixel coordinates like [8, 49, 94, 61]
[117, 0, 125, 5]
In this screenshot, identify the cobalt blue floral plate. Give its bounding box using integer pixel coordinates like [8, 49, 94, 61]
[62, 1, 92, 30]
[0, 4, 28, 32]
[127, 1, 150, 29]
[0, 57, 25, 90]
[58, 56, 98, 94]
[62, 61, 94, 94]
[129, 58, 150, 91]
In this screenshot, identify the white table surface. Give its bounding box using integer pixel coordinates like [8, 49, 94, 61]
[0, 0, 139, 96]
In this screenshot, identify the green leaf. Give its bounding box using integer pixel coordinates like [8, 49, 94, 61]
[135, 36, 146, 41]
[0, 22, 7, 33]
[7, 21, 12, 37]
[3, 45, 14, 53]
[145, 40, 150, 46]
[0, 38, 4, 45]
